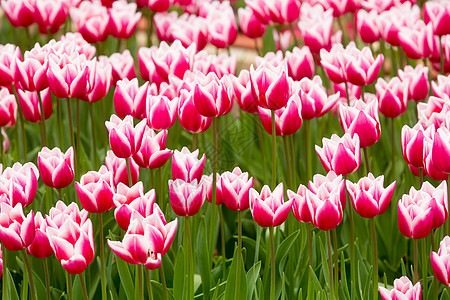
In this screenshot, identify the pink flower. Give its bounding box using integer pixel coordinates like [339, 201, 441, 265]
[375, 77, 408, 118]
[105, 151, 140, 187]
[398, 64, 429, 102]
[168, 179, 205, 217]
[232, 70, 258, 114]
[108, 50, 136, 84]
[306, 183, 343, 231]
[431, 236, 450, 287]
[75, 165, 115, 213]
[132, 127, 172, 169]
[105, 115, 146, 159]
[0, 203, 35, 251]
[146, 95, 178, 130]
[1, 0, 35, 27]
[172, 147, 205, 183]
[432, 126, 450, 174]
[315, 133, 361, 176]
[238, 7, 266, 39]
[379, 3, 420, 47]
[432, 75, 450, 99]
[346, 173, 395, 218]
[38, 146, 75, 189]
[17, 88, 53, 123]
[345, 43, 384, 86]
[84, 58, 112, 103]
[398, 21, 436, 60]
[245, 0, 270, 24]
[46, 201, 89, 229]
[401, 123, 427, 168]
[1, 162, 39, 207]
[168, 14, 208, 52]
[288, 185, 311, 223]
[285, 47, 315, 81]
[424, 0, 450, 36]
[424, 133, 448, 181]
[0, 87, 17, 127]
[14, 54, 49, 92]
[320, 44, 347, 84]
[178, 90, 212, 133]
[108, 1, 142, 39]
[137, 0, 171, 12]
[70, 1, 110, 43]
[0, 44, 21, 87]
[205, 4, 238, 48]
[379, 276, 421, 300]
[417, 95, 449, 129]
[27, 212, 53, 258]
[114, 79, 148, 120]
[339, 98, 381, 148]
[267, 0, 301, 24]
[309, 171, 346, 208]
[421, 181, 448, 229]
[356, 9, 381, 44]
[298, 4, 334, 54]
[34, 0, 68, 34]
[220, 167, 253, 211]
[249, 183, 292, 227]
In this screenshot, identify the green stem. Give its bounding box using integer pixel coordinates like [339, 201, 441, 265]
[37, 91, 47, 146]
[332, 228, 339, 298]
[370, 218, 378, 300]
[158, 167, 163, 208]
[68, 273, 73, 300]
[390, 46, 397, 77]
[271, 110, 277, 188]
[363, 147, 371, 174]
[2, 245, 6, 300]
[192, 133, 198, 150]
[421, 238, 428, 299]
[289, 23, 299, 46]
[185, 217, 194, 299]
[146, 269, 153, 300]
[447, 178, 450, 237]
[269, 226, 276, 300]
[89, 104, 98, 169]
[305, 119, 312, 180]
[21, 249, 36, 300]
[414, 239, 419, 283]
[288, 134, 296, 185]
[159, 264, 168, 300]
[99, 213, 107, 300]
[57, 98, 64, 148]
[344, 81, 351, 106]
[76, 99, 81, 176]
[419, 167, 423, 188]
[137, 265, 144, 300]
[236, 211, 242, 299]
[255, 115, 267, 184]
[337, 17, 348, 45]
[147, 11, 154, 47]
[79, 273, 88, 300]
[440, 37, 445, 75]
[100, 100, 107, 148]
[361, 86, 365, 101]
[0, 130, 4, 166]
[254, 38, 262, 56]
[308, 224, 313, 268]
[66, 99, 76, 178]
[345, 175, 356, 300]
[282, 136, 292, 188]
[43, 258, 51, 300]
[391, 118, 395, 180]
[326, 230, 334, 299]
[11, 85, 26, 162]
[126, 157, 133, 187]
[219, 206, 226, 268]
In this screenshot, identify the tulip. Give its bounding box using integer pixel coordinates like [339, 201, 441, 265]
[1, 162, 39, 207]
[17, 88, 53, 123]
[249, 183, 292, 227]
[46, 201, 89, 229]
[27, 212, 53, 258]
[0, 87, 17, 127]
[375, 77, 408, 118]
[84, 58, 112, 103]
[309, 171, 346, 208]
[398, 22, 435, 60]
[105, 151, 140, 187]
[298, 4, 334, 54]
[288, 185, 311, 223]
[417, 95, 449, 129]
[132, 127, 172, 169]
[378, 276, 421, 300]
[146, 95, 178, 130]
[424, 1, 450, 36]
[285, 47, 315, 81]
[220, 167, 254, 211]
[0, 202, 35, 251]
[315, 133, 361, 176]
[238, 7, 266, 39]
[108, 1, 142, 39]
[320, 44, 347, 84]
[14, 55, 49, 92]
[432, 126, 450, 174]
[421, 181, 448, 229]
[339, 99, 381, 148]
[401, 124, 427, 168]
[346, 174, 395, 218]
[0, 44, 21, 87]
[306, 185, 343, 231]
[108, 50, 136, 84]
[172, 147, 206, 183]
[202, 173, 222, 205]
[432, 75, 450, 98]
[431, 236, 450, 288]
[379, 3, 420, 47]
[168, 179, 205, 217]
[1, 0, 35, 27]
[114, 79, 148, 120]
[205, 3, 238, 49]
[245, 0, 270, 24]
[231, 70, 258, 114]
[168, 14, 208, 52]
[58, 33, 97, 60]
[424, 137, 448, 181]
[70, 1, 110, 43]
[108, 212, 177, 269]
[345, 43, 384, 86]
[137, 0, 171, 12]
[178, 90, 212, 133]
[38, 147, 75, 189]
[34, 0, 68, 34]
[398, 64, 429, 102]
[105, 115, 146, 159]
[356, 9, 381, 44]
[75, 165, 115, 213]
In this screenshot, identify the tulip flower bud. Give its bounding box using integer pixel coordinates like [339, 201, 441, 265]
[379, 276, 421, 300]
[375, 77, 408, 118]
[398, 64, 429, 102]
[18, 88, 53, 123]
[172, 147, 206, 183]
[105, 151, 140, 187]
[1, 162, 39, 207]
[0, 87, 18, 127]
[27, 212, 53, 258]
[38, 147, 75, 189]
[146, 95, 178, 130]
[178, 90, 212, 133]
[238, 7, 266, 39]
[220, 167, 254, 211]
[285, 47, 315, 81]
[108, 1, 141, 39]
[105, 115, 146, 159]
[132, 127, 172, 169]
[0, 202, 35, 251]
[168, 179, 205, 217]
[114, 79, 148, 120]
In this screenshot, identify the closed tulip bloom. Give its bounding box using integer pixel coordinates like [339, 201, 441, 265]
[315, 133, 361, 176]
[320, 44, 347, 84]
[401, 123, 427, 168]
[1, 0, 35, 27]
[46, 201, 89, 232]
[0, 44, 21, 87]
[255, 51, 285, 69]
[207, 9, 238, 49]
[168, 179, 205, 217]
[379, 276, 421, 300]
[424, 0, 450, 36]
[309, 171, 346, 208]
[108, 50, 136, 84]
[298, 4, 334, 54]
[375, 77, 408, 118]
[339, 99, 381, 148]
[27, 212, 53, 258]
[14, 55, 49, 92]
[285, 47, 315, 81]
[70, 1, 110, 44]
[267, 0, 301, 24]
[432, 126, 450, 174]
[306, 186, 343, 231]
[46, 217, 95, 274]
[421, 181, 448, 229]
[34, 0, 68, 34]
[114, 79, 148, 120]
[38, 146, 75, 189]
[356, 9, 381, 44]
[232, 70, 258, 114]
[0, 87, 17, 127]
[108, 1, 142, 39]
[398, 22, 435, 60]
[84, 58, 112, 103]
[0, 202, 35, 251]
[238, 7, 266, 39]
[398, 64, 429, 102]
[346, 173, 395, 218]
[137, 0, 171, 12]
[105, 115, 146, 158]
[202, 173, 222, 205]
[424, 137, 448, 181]
[146, 95, 178, 130]
[417, 95, 449, 129]
[345, 43, 384, 86]
[75, 165, 115, 213]
[105, 151, 140, 187]
[245, 0, 270, 24]
[132, 127, 172, 169]
[258, 93, 302, 136]
[178, 90, 212, 133]
[172, 147, 205, 183]
[1, 162, 39, 207]
[220, 167, 254, 211]
[249, 183, 292, 227]
[17, 88, 53, 123]
[432, 75, 450, 98]
[431, 236, 450, 287]
[379, 3, 420, 47]
[398, 186, 436, 239]
[193, 72, 233, 118]
[249, 62, 290, 110]
[288, 185, 311, 223]
[169, 15, 208, 52]
[108, 212, 177, 269]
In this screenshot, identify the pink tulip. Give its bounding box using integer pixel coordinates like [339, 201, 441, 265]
[75, 165, 115, 213]
[288, 185, 311, 223]
[249, 61, 290, 110]
[339, 98, 381, 148]
[114, 79, 148, 120]
[417, 95, 449, 129]
[0, 245, 2, 277]
[424, 135, 448, 181]
[58, 33, 97, 60]
[168, 179, 205, 217]
[320, 44, 347, 84]
[345, 43, 384, 86]
[132, 127, 172, 169]
[238, 7, 266, 39]
[285, 47, 315, 81]
[46, 217, 94, 274]
[1, 162, 39, 207]
[172, 147, 205, 183]
[108, 1, 141, 39]
[0, 202, 35, 251]
[27, 212, 53, 258]
[356, 9, 381, 44]
[346, 173, 395, 218]
[431, 236, 450, 287]
[105, 115, 146, 159]
[268, 0, 301, 24]
[105, 151, 140, 187]
[315, 133, 361, 176]
[146, 95, 178, 130]
[1, 0, 35, 27]
[424, 0, 450, 36]
[375, 77, 408, 118]
[258, 93, 302, 136]
[232, 70, 258, 114]
[0, 87, 17, 127]
[249, 183, 292, 227]
[70, 1, 110, 43]
[46, 201, 89, 229]
[379, 276, 421, 300]
[245, 0, 270, 24]
[14, 54, 49, 92]
[398, 22, 436, 60]
[200, 173, 222, 205]
[309, 171, 346, 208]
[84, 58, 112, 103]
[298, 4, 334, 54]
[178, 90, 212, 133]
[312, 0, 358, 16]
[398, 185, 436, 239]
[202, 2, 237, 48]
[34, 0, 68, 34]
[106, 50, 136, 84]
[306, 184, 343, 231]
[433, 75, 450, 99]
[0, 44, 21, 87]
[108, 212, 177, 269]
[432, 126, 450, 174]
[38, 146, 75, 189]
[401, 123, 427, 168]
[220, 167, 254, 211]
[421, 180, 448, 229]
[168, 14, 208, 52]
[17, 88, 53, 123]
[398, 64, 429, 102]
[379, 3, 420, 47]
[137, 0, 171, 12]
[1, 130, 10, 154]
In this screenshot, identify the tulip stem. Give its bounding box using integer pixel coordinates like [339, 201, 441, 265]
[288, 135, 296, 185]
[419, 167, 423, 188]
[66, 99, 77, 179]
[126, 158, 133, 187]
[147, 11, 155, 47]
[57, 98, 64, 148]
[192, 133, 198, 150]
[0, 130, 4, 166]
[159, 263, 168, 300]
[145, 269, 153, 300]
[11, 85, 27, 162]
[43, 258, 51, 300]
[447, 178, 450, 236]
[269, 226, 276, 300]
[37, 92, 48, 146]
[89, 104, 98, 169]
[79, 273, 88, 300]
[391, 118, 395, 180]
[255, 114, 267, 184]
[370, 218, 378, 300]
[282, 137, 292, 188]
[185, 217, 194, 299]
[413, 239, 419, 283]
[271, 110, 277, 188]
[2, 245, 6, 300]
[236, 211, 242, 299]
[363, 147, 371, 174]
[344, 82, 351, 106]
[21, 249, 36, 300]
[67, 273, 73, 300]
[254, 39, 261, 56]
[218, 206, 226, 266]
[440, 37, 445, 75]
[332, 228, 339, 297]
[99, 213, 107, 300]
[345, 175, 356, 300]
[137, 265, 144, 300]
[305, 119, 312, 180]
[361, 86, 365, 101]
[308, 224, 313, 268]
[289, 23, 299, 46]
[390, 46, 397, 77]
[326, 230, 334, 299]
[421, 238, 428, 299]
[76, 99, 81, 175]
[158, 167, 163, 208]
[337, 17, 348, 46]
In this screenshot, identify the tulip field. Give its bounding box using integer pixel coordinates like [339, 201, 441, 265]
[1, 0, 450, 299]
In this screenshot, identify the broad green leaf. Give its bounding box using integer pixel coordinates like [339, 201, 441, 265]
[245, 261, 261, 300]
[319, 237, 330, 292]
[441, 289, 450, 300]
[4, 268, 20, 300]
[115, 255, 135, 300]
[196, 216, 211, 300]
[275, 231, 299, 277]
[223, 247, 246, 300]
[173, 246, 185, 300]
[150, 280, 175, 300]
[340, 251, 350, 300]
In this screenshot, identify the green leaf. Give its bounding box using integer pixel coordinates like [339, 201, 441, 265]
[340, 251, 350, 300]
[4, 268, 20, 300]
[441, 288, 450, 300]
[245, 261, 261, 300]
[196, 216, 211, 300]
[319, 237, 330, 292]
[115, 255, 135, 300]
[308, 265, 324, 297]
[173, 246, 185, 300]
[275, 231, 299, 277]
[223, 247, 246, 300]
[262, 26, 276, 55]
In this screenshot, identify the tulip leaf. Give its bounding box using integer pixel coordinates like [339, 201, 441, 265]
[308, 265, 323, 296]
[340, 251, 350, 300]
[262, 26, 276, 55]
[223, 246, 246, 300]
[246, 261, 261, 300]
[441, 289, 450, 300]
[4, 268, 20, 300]
[275, 230, 299, 276]
[318, 237, 330, 292]
[196, 216, 211, 300]
[115, 255, 135, 300]
[173, 246, 185, 300]
[150, 280, 174, 300]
